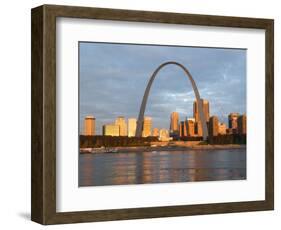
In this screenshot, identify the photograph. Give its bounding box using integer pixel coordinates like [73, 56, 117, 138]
[30, 4, 274, 224]
[78, 42, 247, 187]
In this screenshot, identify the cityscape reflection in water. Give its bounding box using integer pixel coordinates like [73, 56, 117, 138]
[79, 149, 246, 186]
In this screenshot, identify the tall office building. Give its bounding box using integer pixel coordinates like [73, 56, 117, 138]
[152, 128, 159, 137]
[115, 116, 127, 136]
[238, 114, 247, 135]
[142, 116, 152, 137]
[170, 112, 179, 133]
[128, 118, 137, 137]
[195, 121, 203, 137]
[209, 116, 219, 137]
[179, 121, 187, 137]
[228, 113, 240, 130]
[102, 124, 119, 136]
[218, 122, 227, 135]
[84, 115, 95, 136]
[186, 118, 195, 137]
[193, 99, 210, 123]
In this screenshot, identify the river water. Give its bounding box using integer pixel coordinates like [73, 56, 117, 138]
[79, 148, 246, 186]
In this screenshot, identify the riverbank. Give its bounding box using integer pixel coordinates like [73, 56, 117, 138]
[80, 144, 246, 154]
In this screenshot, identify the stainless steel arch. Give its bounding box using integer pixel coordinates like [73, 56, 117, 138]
[135, 61, 209, 140]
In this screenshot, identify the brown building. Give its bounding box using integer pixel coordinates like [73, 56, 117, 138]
[209, 116, 219, 137]
[179, 121, 187, 137]
[180, 118, 195, 137]
[152, 128, 159, 137]
[238, 114, 247, 135]
[218, 122, 227, 135]
[195, 121, 203, 137]
[228, 113, 239, 129]
[84, 115, 95, 136]
[186, 118, 195, 137]
[193, 99, 210, 123]
[170, 112, 179, 134]
[142, 116, 152, 137]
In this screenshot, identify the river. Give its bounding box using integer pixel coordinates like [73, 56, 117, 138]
[79, 148, 246, 186]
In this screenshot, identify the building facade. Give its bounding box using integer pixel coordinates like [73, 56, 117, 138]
[102, 124, 119, 136]
[186, 118, 195, 137]
[179, 121, 187, 137]
[195, 121, 203, 137]
[193, 99, 210, 123]
[209, 116, 219, 137]
[238, 114, 247, 135]
[128, 118, 137, 137]
[159, 129, 170, 141]
[142, 116, 152, 137]
[84, 115, 95, 136]
[115, 116, 127, 136]
[170, 112, 179, 134]
[152, 128, 159, 137]
[228, 113, 240, 130]
[218, 122, 227, 135]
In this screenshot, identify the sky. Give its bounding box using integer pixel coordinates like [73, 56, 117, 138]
[79, 42, 246, 135]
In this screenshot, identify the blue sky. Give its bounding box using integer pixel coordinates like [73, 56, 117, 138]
[79, 42, 246, 135]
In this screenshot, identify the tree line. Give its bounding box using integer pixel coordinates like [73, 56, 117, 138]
[80, 135, 158, 148]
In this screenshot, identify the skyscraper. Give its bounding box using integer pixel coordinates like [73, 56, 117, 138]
[193, 99, 210, 123]
[195, 121, 203, 137]
[238, 114, 247, 135]
[209, 116, 219, 137]
[228, 113, 240, 131]
[115, 116, 127, 136]
[152, 128, 159, 137]
[193, 99, 209, 137]
[128, 118, 137, 137]
[142, 116, 152, 137]
[179, 121, 187, 137]
[84, 115, 95, 136]
[170, 112, 179, 134]
[186, 118, 195, 137]
[103, 124, 119, 136]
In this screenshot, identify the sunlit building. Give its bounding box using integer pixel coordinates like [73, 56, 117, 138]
[102, 124, 119, 136]
[187, 118, 195, 137]
[170, 112, 179, 134]
[159, 129, 171, 141]
[195, 121, 203, 137]
[209, 116, 219, 137]
[193, 99, 210, 123]
[218, 122, 227, 135]
[238, 114, 247, 135]
[128, 118, 137, 137]
[142, 116, 152, 137]
[115, 116, 127, 136]
[152, 128, 159, 137]
[179, 120, 187, 137]
[84, 115, 95, 136]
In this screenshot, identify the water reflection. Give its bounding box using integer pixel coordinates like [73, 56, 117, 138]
[79, 149, 246, 186]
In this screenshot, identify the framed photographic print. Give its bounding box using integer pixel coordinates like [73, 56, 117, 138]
[31, 4, 274, 225]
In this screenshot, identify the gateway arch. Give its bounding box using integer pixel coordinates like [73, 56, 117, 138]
[135, 61, 208, 140]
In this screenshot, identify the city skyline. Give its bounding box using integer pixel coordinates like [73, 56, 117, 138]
[82, 106, 247, 138]
[79, 42, 246, 135]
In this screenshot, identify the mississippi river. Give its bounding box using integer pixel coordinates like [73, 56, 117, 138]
[79, 148, 246, 186]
